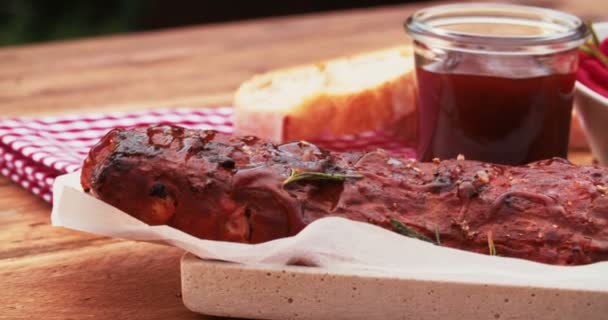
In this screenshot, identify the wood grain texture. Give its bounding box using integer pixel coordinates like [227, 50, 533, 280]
[0, 1, 606, 319]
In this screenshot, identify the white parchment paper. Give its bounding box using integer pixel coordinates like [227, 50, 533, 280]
[51, 172, 608, 292]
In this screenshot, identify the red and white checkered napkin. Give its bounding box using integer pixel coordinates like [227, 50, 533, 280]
[0, 108, 415, 203]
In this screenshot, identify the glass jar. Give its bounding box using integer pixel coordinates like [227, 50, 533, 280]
[405, 3, 589, 165]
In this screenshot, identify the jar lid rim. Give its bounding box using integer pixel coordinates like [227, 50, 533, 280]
[405, 3, 589, 50]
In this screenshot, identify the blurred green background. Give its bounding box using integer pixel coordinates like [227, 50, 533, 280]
[0, 0, 410, 47]
[0, 1, 143, 46]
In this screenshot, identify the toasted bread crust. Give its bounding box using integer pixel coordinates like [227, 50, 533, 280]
[283, 69, 416, 141]
[233, 47, 417, 143]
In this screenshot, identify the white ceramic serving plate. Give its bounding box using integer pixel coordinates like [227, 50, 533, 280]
[181, 254, 608, 320]
[575, 22, 608, 165]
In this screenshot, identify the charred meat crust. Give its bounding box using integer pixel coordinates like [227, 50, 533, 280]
[81, 125, 608, 265]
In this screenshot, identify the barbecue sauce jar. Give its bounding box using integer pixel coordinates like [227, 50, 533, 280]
[405, 4, 589, 165]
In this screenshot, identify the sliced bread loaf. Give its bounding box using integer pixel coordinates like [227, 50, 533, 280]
[233, 46, 417, 143]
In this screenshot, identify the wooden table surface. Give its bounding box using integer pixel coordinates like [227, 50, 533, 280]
[1, 1, 606, 319]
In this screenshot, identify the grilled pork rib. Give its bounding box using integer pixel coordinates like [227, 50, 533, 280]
[81, 125, 608, 265]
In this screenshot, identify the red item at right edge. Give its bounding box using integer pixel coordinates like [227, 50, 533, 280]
[577, 48, 608, 98]
[578, 56, 608, 98]
[601, 37, 608, 55]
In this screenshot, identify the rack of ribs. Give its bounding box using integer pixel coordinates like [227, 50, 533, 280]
[81, 125, 608, 265]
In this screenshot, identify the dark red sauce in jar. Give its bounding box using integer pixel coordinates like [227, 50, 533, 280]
[405, 3, 589, 165]
[416, 68, 577, 164]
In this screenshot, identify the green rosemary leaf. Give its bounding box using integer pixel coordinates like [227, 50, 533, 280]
[580, 45, 594, 55]
[588, 20, 601, 46]
[487, 232, 497, 256]
[282, 169, 363, 186]
[390, 219, 433, 243]
[434, 225, 441, 245]
[582, 44, 608, 67]
[580, 22, 608, 67]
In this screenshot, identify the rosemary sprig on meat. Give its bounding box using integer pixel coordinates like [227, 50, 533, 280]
[390, 219, 434, 243]
[283, 168, 363, 186]
[434, 225, 441, 245]
[487, 231, 497, 256]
